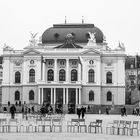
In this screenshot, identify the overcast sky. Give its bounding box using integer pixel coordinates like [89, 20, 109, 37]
[0, 0, 140, 55]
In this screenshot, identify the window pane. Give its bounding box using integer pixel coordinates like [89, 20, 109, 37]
[15, 71, 21, 83]
[106, 72, 112, 83]
[15, 91, 20, 100]
[107, 92, 112, 101]
[71, 69, 77, 81]
[29, 90, 34, 100]
[48, 69, 54, 81]
[59, 69, 65, 81]
[88, 69, 94, 83]
[29, 69, 35, 82]
[89, 90, 94, 101]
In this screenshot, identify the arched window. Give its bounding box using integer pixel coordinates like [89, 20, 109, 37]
[48, 69, 54, 81]
[106, 71, 112, 83]
[89, 90, 94, 101]
[88, 69, 95, 83]
[59, 69, 65, 81]
[29, 90, 34, 100]
[15, 91, 20, 101]
[107, 91, 112, 101]
[71, 69, 77, 81]
[15, 71, 21, 83]
[29, 69, 35, 82]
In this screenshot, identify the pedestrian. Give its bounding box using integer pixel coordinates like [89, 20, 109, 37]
[123, 106, 127, 116]
[21, 106, 24, 119]
[77, 106, 81, 119]
[106, 106, 109, 115]
[120, 106, 124, 116]
[87, 105, 90, 112]
[81, 106, 86, 119]
[31, 106, 34, 113]
[24, 106, 28, 120]
[10, 104, 16, 119]
[136, 107, 139, 116]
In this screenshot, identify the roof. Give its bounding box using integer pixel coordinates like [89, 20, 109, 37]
[55, 33, 83, 49]
[42, 23, 104, 44]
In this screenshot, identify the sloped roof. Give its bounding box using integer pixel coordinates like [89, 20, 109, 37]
[42, 23, 104, 44]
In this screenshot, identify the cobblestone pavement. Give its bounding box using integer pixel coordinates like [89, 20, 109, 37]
[0, 113, 140, 140]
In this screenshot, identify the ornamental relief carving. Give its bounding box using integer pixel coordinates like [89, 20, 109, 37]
[104, 66, 114, 70]
[102, 59, 116, 66]
[28, 65, 36, 68]
[10, 59, 23, 66]
[84, 58, 99, 62]
[24, 58, 41, 62]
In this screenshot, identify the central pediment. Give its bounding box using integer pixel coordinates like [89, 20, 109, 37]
[81, 48, 101, 55]
[23, 49, 41, 56]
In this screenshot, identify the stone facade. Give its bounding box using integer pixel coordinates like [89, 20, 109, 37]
[1, 23, 125, 112]
[125, 55, 140, 105]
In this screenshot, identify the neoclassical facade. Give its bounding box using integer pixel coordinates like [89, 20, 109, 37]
[2, 23, 125, 112]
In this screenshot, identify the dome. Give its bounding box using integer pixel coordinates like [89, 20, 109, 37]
[42, 23, 104, 44]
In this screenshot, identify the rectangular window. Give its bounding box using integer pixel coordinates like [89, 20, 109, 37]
[29, 76, 35, 82]
[131, 80, 134, 86]
[0, 71, 3, 77]
[0, 79, 2, 85]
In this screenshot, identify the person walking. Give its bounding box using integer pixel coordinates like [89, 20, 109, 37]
[77, 106, 81, 119]
[10, 104, 16, 119]
[81, 106, 86, 119]
[106, 106, 109, 115]
[31, 106, 34, 114]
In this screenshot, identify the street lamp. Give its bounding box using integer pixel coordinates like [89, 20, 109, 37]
[111, 93, 115, 110]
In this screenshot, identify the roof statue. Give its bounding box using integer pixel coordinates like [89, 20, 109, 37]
[29, 32, 38, 46]
[88, 32, 96, 42]
[87, 32, 96, 46]
[3, 43, 13, 51]
[117, 42, 125, 51]
[103, 34, 106, 43]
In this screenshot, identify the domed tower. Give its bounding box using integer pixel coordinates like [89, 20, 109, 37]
[42, 23, 104, 46]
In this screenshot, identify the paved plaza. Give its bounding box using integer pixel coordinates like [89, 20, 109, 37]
[0, 113, 140, 140]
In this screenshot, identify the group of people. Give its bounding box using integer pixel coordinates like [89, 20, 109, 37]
[133, 107, 140, 115]
[77, 106, 86, 119]
[40, 105, 53, 116]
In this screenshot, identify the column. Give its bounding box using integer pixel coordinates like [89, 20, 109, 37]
[45, 62, 47, 81]
[63, 88, 65, 104]
[42, 88, 43, 104]
[78, 63, 81, 82]
[51, 88, 53, 104]
[40, 88, 42, 104]
[54, 88, 56, 104]
[66, 88, 68, 104]
[66, 59, 69, 82]
[54, 59, 57, 82]
[79, 88, 81, 104]
[42, 61, 45, 81]
[38, 88, 40, 104]
[76, 88, 78, 105]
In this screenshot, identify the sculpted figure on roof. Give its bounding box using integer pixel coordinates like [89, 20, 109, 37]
[87, 32, 97, 47]
[88, 32, 96, 43]
[29, 32, 38, 46]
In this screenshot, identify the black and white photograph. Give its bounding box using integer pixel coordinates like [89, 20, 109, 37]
[0, 0, 140, 139]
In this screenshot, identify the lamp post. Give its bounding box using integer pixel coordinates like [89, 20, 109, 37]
[111, 93, 115, 110]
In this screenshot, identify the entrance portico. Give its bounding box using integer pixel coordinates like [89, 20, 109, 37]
[38, 87, 81, 105]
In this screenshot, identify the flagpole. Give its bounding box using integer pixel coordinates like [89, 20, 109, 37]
[78, 56, 83, 81]
[41, 55, 43, 80]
